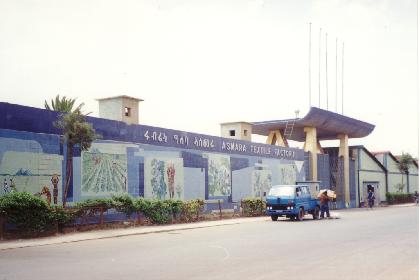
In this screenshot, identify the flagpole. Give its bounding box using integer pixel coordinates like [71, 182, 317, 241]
[309, 22, 312, 109]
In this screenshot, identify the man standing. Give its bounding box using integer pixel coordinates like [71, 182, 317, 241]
[319, 191, 330, 219]
[367, 189, 375, 209]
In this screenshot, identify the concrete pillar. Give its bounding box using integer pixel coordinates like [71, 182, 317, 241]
[303, 127, 318, 181]
[338, 134, 350, 207]
[266, 130, 287, 147]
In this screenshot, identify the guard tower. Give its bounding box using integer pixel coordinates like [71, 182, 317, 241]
[220, 122, 252, 141]
[96, 95, 143, 125]
[252, 107, 375, 208]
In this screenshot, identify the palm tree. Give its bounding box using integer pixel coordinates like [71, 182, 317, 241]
[396, 153, 414, 193]
[44, 94, 85, 113]
[55, 111, 98, 206]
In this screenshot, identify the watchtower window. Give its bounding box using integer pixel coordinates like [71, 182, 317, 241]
[229, 130, 235, 136]
[244, 129, 248, 136]
[124, 107, 131, 117]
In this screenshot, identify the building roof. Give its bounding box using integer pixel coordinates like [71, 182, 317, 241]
[371, 151, 390, 156]
[251, 107, 375, 141]
[220, 121, 253, 125]
[371, 150, 400, 164]
[96, 95, 144, 102]
[351, 146, 388, 173]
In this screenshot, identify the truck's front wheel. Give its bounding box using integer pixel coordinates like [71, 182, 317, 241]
[271, 215, 278, 221]
[296, 207, 304, 221]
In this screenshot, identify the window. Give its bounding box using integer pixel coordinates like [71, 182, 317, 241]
[229, 130, 235, 136]
[244, 129, 248, 136]
[124, 107, 131, 117]
[268, 186, 294, 197]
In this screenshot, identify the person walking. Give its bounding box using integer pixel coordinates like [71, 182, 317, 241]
[319, 191, 330, 219]
[414, 191, 419, 205]
[367, 189, 375, 209]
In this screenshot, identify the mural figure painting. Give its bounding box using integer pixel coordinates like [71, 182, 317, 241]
[51, 174, 60, 205]
[167, 163, 176, 199]
[9, 178, 17, 192]
[36, 186, 52, 206]
[3, 178, 8, 193]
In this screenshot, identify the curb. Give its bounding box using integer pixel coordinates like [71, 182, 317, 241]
[0, 217, 265, 251]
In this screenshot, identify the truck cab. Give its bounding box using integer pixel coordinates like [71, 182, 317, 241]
[266, 184, 320, 221]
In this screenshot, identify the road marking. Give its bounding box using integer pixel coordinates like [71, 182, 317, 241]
[209, 245, 230, 261]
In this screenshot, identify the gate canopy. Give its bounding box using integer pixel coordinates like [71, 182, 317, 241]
[252, 107, 375, 141]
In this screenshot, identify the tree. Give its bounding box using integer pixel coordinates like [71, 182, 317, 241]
[44, 94, 86, 113]
[396, 153, 414, 193]
[55, 111, 98, 206]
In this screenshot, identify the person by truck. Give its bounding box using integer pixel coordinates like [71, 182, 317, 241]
[318, 190, 330, 218]
[266, 184, 320, 221]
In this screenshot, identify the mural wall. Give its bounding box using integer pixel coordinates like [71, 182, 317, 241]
[72, 140, 305, 202]
[82, 152, 127, 196]
[0, 133, 306, 204]
[204, 153, 231, 197]
[0, 132, 63, 205]
[0, 102, 307, 205]
[252, 169, 272, 198]
[144, 157, 184, 200]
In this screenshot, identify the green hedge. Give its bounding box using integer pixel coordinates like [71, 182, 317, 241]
[0, 192, 75, 235]
[386, 192, 414, 205]
[242, 198, 266, 217]
[0, 192, 207, 235]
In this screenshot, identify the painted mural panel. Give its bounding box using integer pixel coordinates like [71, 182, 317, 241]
[278, 164, 297, 185]
[144, 157, 184, 200]
[0, 151, 62, 204]
[204, 153, 231, 197]
[252, 169, 272, 198]
[81, 143, 134, 196]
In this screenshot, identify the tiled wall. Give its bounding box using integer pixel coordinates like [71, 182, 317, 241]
[0, 102, 307, 205]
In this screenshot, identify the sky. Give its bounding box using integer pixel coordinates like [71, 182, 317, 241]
[0, 0, 418, 157]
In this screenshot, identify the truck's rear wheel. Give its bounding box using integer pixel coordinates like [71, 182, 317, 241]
[313, 206, 320, 220]
[296, 207, 304, 221]
[271, 215, 278, 221]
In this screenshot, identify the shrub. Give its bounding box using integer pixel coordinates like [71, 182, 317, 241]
[0, 192, 53, 234]
[386, 192, 414, 205]
[49, 206, 76, 229]
[181, 199, 204, 222]
[168, 200, 184, 219]
[142, 200, 172, 224]
[134, 197, 148, 213]
[112, 194, 136, 218]
[75, 198, 114, 209]
[74, 198, 114, 219]
[241, 198, 266, 217]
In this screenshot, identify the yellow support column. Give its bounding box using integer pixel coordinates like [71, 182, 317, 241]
[303, 127, 318, 181]
[338, 134, 350, 208]
[266, 130, 287, 147]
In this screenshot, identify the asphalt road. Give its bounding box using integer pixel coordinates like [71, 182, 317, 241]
[0, 206, 418, 280]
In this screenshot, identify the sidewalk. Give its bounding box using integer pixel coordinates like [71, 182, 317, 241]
[0, 204, 416, 251]
[0, 217, 265, 251]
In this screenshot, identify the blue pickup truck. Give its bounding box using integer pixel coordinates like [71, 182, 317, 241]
[266, 184, 320, 221]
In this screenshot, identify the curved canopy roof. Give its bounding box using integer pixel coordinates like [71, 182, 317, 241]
[252, 107, 375, 141]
